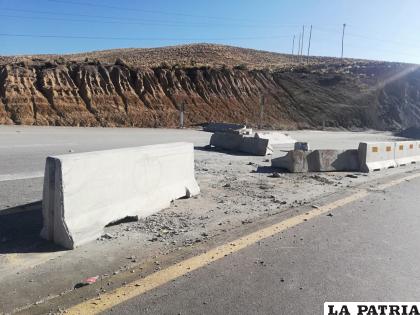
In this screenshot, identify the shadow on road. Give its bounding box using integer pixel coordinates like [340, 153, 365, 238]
[0, 201, 64, 254]
[193, 146, 259, 157]
[253, 165, 288, 175]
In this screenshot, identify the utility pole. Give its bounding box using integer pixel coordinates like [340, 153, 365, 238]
[259, 94, 265, 130]
[292, 34, 295, 55]
[179, 102, 185, 128]
[307, 25, 312, 63]
[297, 32, 301, 61]
[300, 25, 305, 57]
[341, 23, 346, 59]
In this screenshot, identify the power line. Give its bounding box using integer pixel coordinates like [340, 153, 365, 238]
[0, 32, 292, 42]
[46, 0, 271, 23]
[0, 8, 302, 29]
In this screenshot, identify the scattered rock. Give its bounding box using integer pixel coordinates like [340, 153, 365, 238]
[346, 174, 358, 179]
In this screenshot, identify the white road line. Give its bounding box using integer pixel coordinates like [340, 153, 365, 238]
[0, 171, 44, 182]
[0, 143, 77, 149]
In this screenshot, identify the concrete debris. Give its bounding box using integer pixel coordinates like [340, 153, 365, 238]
[294, 142, 310, 151]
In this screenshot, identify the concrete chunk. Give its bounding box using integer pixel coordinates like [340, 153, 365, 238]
[40, 142, 200, 249]
[271, 150, 311, 173]
[210, 132, 272, 156]
[313, 149, 360, 172]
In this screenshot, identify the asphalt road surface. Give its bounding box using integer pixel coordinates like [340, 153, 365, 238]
[100, 176, 420, 315]
[0, 125, 416, 315]
[0, 125, 400, 211]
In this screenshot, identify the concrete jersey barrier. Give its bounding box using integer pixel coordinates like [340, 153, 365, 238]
[358, 142, 397, 172]
[394, 141, 419, 166]
[203, 123, 246, 133]
[312, 149, 360, 172]
[210, 132, 272, 156]
[40, 142, 200, 249]
[272, 149, 359, 173]
[254, 132, 296, 145]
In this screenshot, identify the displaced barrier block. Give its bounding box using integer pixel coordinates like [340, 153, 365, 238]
[210, 132, 272, 156]
[271, 150, 311, 173]
[358, 142, 397, 172]
[394, 141, 418, 166]
[294, 142, 310, 151]
[41, 142, 200, 249]
[312, 150, 360, 172]
[203, 122, 246, 133]
[254, 132, 296, 146]
[272, 149, 360, 173]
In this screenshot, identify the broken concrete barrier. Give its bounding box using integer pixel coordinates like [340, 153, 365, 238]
[294, 142, 310, 151]
[358, 142, 397, 172]
[210, 132, 272, 156]
[40, 142, 200, 249]
[272, 149, 360, 173]
[313, 149, 360, 172]
[254, 132, 296, 147]
[271, 150, 312, 173]
[203, 122, 246, 133]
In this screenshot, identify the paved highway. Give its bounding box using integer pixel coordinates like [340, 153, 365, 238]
[0, 125, 416, 315]
[0, 125, 400, 211]
[97, 175, 420, 315]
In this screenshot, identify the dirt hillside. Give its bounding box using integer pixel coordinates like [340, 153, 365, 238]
[0, 43, 419, 130]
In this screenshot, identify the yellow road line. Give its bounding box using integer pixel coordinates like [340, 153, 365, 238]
[65, 172, 420, 315]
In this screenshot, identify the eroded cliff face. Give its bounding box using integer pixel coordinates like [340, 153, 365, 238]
[0, 60, 419, 130]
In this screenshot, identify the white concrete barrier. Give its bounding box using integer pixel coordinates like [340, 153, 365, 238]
[358, 142, 397, 172]
[313, 149, 360, 172]
[272, 149, 359, 173]
[40, 142, 200, 249]
[271, 150, 311, 173]
[210, 132, 272, 156]
[394, 141, 418, 166]
[203, 123, 246, 133]
[254, 132, 296, 146]
[417, 141, 420, 161]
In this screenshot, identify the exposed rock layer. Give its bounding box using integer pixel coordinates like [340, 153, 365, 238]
[0, 56, 420, 130]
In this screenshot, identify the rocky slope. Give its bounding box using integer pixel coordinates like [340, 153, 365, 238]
[0, 44, 419, 130]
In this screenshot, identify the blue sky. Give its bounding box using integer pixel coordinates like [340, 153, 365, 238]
[0, 0, 419, 64]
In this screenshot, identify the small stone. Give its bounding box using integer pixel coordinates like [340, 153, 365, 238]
[346, 174, 358, 179]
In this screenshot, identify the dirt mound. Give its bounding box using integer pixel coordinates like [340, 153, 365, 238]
[1, 44, 420, 130]
[396, 127, 420, 139]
